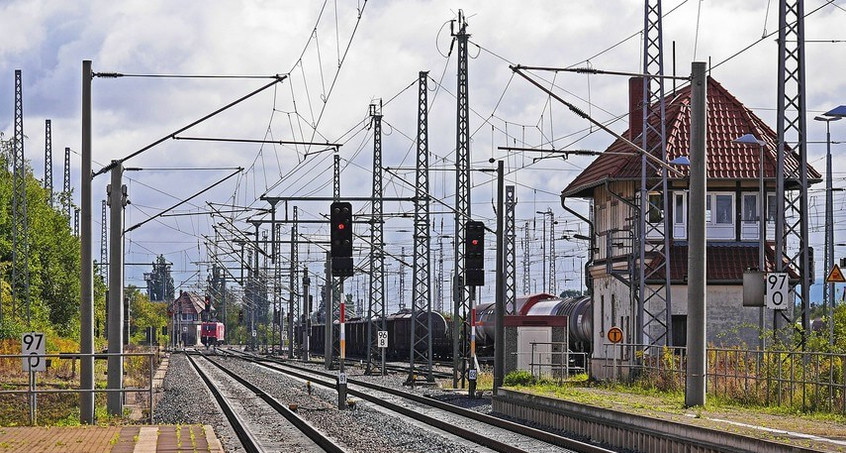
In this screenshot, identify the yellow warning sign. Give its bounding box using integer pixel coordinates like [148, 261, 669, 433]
[826, 264, 846, 283]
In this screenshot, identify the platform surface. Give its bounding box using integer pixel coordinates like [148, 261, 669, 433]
[0, 424, 223, 452]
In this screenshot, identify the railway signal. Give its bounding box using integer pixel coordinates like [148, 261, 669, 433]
[464, 220, 485, 286]
[330, 201, 354, 277]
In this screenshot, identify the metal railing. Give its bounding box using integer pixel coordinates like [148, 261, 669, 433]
[0, 351, 157, 424]
[522, 342, 589, 380]
[601, 343, 846, 413]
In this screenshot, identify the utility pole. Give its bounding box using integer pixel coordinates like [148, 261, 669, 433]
[101, 200, 108, 279]
[63, 146, 71, 219]
[324, 251, 333, 369]
[408, 71, 433, 384]
[452, 9, 473, 387]
[107, 161, 127, 416]
[289, 207, 299, 359]
[44, 119, 53, 204]
[636, 0, 672, 352]
[367, 101, 386, 374]
[12, 69, 31, 324]
[80, 59, 94, 424]
[302, 266, 311, 361]
[774, 0, 811, 346]
[504, 186, 517, 315]
[399, 247, 406, 310]
[522, 221, 531, 295]
[686, 61, 707, 407]
[494, 161, 505, 392]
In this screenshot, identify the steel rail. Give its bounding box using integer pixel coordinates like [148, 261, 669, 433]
[193, 351, 345, 453]
[185, 352, 265, 453]
[233, 351, 611, 453]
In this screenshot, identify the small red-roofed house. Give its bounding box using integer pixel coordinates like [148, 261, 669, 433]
[561, 77, 820, 379]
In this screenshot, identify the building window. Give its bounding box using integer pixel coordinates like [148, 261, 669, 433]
[674, 193, 685, 225]
[767, 194, 777, 221]
[742, 194, 758, 222]
[648, 193, 663, 223]
[715, 194, 733, 224]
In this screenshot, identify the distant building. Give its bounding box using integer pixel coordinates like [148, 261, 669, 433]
[168, 291, 209, 347]
[561, 77, 820, 379]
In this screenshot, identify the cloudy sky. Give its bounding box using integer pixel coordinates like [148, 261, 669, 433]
[1, 0, 845, 310]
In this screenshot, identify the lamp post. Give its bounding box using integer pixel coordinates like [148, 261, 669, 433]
[734, 133, 766, 352]
[818, 105, 845, 346]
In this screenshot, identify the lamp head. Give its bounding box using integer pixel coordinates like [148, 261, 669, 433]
[733, 133, 764, 146]
[824, 105, 846, 117]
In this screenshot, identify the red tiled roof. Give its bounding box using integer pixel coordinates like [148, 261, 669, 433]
[646, 243, 795, 284]
[562, 77, 821, 198]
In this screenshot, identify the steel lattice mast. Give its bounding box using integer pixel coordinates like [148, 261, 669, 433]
[44, 119, 53, 204]
[63, 146, 71, 220]
[408, 71, 434, 383]
[452, 9, 473, 387]
[289, 207, 299, 358]
[101, 200, 108, 279]
[775, 0, 810, 345]
[635, 0, 672, 350]
[12, 69, 31, 324]
[366, 101, 386, 374]
[549, 211, 556, 295]
[504, 186, 517, 314]
[522, 221, 531, 295]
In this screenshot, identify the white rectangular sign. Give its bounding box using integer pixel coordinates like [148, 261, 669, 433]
[338, 372, 347, 385]
[377, 330, 388, 348]
[22, 332, 46, 372]
[765, 272, 789, 310]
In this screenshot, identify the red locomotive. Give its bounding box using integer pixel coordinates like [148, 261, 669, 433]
[201, 322, 225, 347]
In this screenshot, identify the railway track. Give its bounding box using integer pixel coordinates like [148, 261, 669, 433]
[185, 351, 343, 452]
[225, 349, 613, 453]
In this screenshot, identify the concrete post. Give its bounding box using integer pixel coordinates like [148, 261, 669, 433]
[685, 61, 707, 407]
[80, 60, 94, 424]
[107, 161, 125, 416]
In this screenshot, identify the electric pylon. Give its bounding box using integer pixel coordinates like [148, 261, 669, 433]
[635, 0, 672, 351]
[408, 71, 433, 384]
[774, 0, 811, 346]
[366, 101, 386, 374]
[451, 9, 473, 388]
[44, 119, 53, 204]
[12, 69, 31, 324]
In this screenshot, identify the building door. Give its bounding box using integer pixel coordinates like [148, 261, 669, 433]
[517, 327, 552, 377]
[672, 315, 687, 347]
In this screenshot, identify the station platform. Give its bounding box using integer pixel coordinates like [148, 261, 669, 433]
[0, 424, 224, 452]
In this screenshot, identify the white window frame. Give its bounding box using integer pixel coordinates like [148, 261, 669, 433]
[706, 192, 735, 240]
[673, 191, 687, 240]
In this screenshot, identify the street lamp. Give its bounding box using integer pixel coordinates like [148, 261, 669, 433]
[734, 133, 766, 352]
[817, 106, 845, 345]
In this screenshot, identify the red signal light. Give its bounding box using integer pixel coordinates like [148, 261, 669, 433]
[471, 239, 479, 246]
[338, 223, 345, 230]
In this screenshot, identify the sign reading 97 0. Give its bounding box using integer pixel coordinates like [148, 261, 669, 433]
[765, 273, 789, 310]
[22, 332, 46, 372]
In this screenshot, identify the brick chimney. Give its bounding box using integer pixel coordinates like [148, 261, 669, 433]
[628, 76, 645, 141]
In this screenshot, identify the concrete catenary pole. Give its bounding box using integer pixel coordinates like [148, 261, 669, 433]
[685, 61, 707, 407]
[80, 60, 95, 424]
[107, 161, 126, 415]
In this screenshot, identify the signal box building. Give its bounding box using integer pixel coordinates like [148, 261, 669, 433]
[561, 77, 820, 379]
[168, 291, 208, 347]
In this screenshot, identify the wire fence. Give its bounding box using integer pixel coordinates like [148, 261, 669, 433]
[0, 351, 158, 425]
[600, 343, 846, 413]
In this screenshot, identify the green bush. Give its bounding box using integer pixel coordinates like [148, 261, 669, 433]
[504, 369, 536, 386]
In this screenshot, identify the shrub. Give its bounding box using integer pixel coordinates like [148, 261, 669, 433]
[504, 369, 536, 386]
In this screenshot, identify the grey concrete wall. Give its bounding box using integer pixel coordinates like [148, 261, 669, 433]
[493, 389, 819, 453]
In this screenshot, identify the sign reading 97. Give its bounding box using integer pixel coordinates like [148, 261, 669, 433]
[22, 332, 46, 372]
[765, 273, 789, 310]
